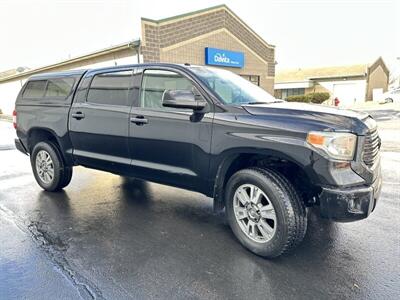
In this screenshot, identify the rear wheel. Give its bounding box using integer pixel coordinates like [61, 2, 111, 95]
[31, 141, 72, 192]
[225, 167, 307, 258]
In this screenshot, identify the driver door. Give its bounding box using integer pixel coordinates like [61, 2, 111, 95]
[128, 68, 214, 191]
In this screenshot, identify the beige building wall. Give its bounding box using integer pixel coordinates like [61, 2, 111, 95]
[0, 48, 137, 85]
[366, 65, 389, 100]
[160, 30, 273, 93]
[0, 48, 138, 115]
[141, 5, 276, 94]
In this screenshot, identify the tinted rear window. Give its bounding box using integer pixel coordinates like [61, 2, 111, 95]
[45, 78, 74, 98]
[23, 80, 47, 98]
[22, 77, 75, 99]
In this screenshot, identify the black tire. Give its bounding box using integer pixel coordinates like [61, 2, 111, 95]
[225, 167, 307, 258]
[30, 141, 72, 192]
[60, 167, 73, 189]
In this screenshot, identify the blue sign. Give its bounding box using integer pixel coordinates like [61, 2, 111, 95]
[205, 47, 244, 68]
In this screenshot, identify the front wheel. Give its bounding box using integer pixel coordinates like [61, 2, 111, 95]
[225, 167, 307, 258]
[31, 141, 72, 192]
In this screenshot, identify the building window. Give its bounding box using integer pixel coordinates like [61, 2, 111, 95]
[281, 88, 305, 99]
[240, 75, 260, 86]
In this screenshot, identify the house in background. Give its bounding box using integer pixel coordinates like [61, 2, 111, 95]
[274, 57, 389, 106]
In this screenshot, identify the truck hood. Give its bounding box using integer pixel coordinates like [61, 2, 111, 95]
[242, 102, 373, 134]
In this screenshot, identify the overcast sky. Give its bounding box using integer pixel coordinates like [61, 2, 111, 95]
[0, 0, 399, 72]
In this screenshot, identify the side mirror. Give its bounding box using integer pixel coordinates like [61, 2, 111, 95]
[162, 89, 207, 111]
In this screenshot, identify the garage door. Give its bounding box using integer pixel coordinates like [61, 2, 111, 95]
[333, 82, 365, 107]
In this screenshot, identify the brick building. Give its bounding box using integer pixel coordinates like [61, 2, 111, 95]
[140, 5, 275, 92]
[0, 5, 276, 115]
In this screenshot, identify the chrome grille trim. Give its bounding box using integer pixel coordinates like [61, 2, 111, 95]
[363, 129, 380, 168]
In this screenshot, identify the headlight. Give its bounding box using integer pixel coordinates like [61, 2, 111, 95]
[307, 131, 357, 161]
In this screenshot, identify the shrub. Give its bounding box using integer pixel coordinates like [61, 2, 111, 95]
[286, 95, 310, 103]
[286, 92, 330, 104]
[307, 92, 330, 104]
[0, 108, 3, 115]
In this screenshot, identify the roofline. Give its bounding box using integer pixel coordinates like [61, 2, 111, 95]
[308, 74, 366, 80]
[274, 80, 313, 84]
[141, 4, 275, 49]
[29, 69, 88, 80]
[0, 39, 140, 84]
[368, 56, 390, 77]
[275, 73, 367, 84]
[141, 4, 227, 24]
[3, 63, 219, 81]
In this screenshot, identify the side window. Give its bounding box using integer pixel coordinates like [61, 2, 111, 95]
[74, 77, 91, 103]
[140, 70, 195, 109]
[22, 80, 47, 98]
[45, 78, 74, 98]
[87, 70, 133, 106]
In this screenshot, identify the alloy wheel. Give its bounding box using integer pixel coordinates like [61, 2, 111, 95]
[233, 184, 277, 243]
[35, 150, 54, 184]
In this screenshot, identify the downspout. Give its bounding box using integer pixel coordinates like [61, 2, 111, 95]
[128, 40, 141, 64]
[137, 46, 141, 63]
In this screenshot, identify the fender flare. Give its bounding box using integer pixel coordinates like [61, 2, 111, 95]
[211, 148, 317, 212]
[26, 127, 74, 166]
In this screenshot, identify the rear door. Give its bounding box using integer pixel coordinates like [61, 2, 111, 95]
[128, 67, 214, 191]
[69, 68, 134, 173]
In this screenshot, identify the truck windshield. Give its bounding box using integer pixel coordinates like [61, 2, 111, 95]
[190, 67, 276, 105]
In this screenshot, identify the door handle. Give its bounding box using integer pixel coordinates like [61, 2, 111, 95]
[130, 116, 148, 125]
[71, 112, 85, 120]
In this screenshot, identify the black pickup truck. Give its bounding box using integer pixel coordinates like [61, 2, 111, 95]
[14, 63, 382, 257]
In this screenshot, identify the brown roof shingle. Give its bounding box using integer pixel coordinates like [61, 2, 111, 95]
[275, 64, 368, 83]
[0, 69, 18, 79]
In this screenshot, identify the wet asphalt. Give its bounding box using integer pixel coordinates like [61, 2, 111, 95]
[0, 110, 399, 300]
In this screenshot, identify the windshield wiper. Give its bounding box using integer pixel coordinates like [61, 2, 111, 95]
[246, 101, 269, 105]
[246, 100, 283, 105]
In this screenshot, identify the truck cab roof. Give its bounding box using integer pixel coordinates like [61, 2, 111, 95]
[29, 69, 88, 80]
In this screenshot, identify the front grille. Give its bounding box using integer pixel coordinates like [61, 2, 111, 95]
[363, 129, 380, 168]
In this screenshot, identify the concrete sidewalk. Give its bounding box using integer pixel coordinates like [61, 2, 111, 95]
[349, 102, 400, 111]
[0, 120, 16, 150]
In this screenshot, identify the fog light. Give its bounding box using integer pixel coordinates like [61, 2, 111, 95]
[348, 199, 355, 210]
[348, 198, 363, 213]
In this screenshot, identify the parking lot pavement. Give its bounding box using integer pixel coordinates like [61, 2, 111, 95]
[0, 212, 82, 300]
[1, 115, 399, 300]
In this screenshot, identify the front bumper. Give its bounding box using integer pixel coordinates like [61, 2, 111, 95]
[319, 175, 382, 222]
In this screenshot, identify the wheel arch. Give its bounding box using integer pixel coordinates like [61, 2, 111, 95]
[27, 127, 73, 166]
[212, 148, 319, 212]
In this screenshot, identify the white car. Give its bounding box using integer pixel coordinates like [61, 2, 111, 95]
[380, 87, 400, 104]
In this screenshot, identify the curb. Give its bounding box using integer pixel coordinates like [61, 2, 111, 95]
[0, 145, 15, 151]
[0, 115, 12, 122]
